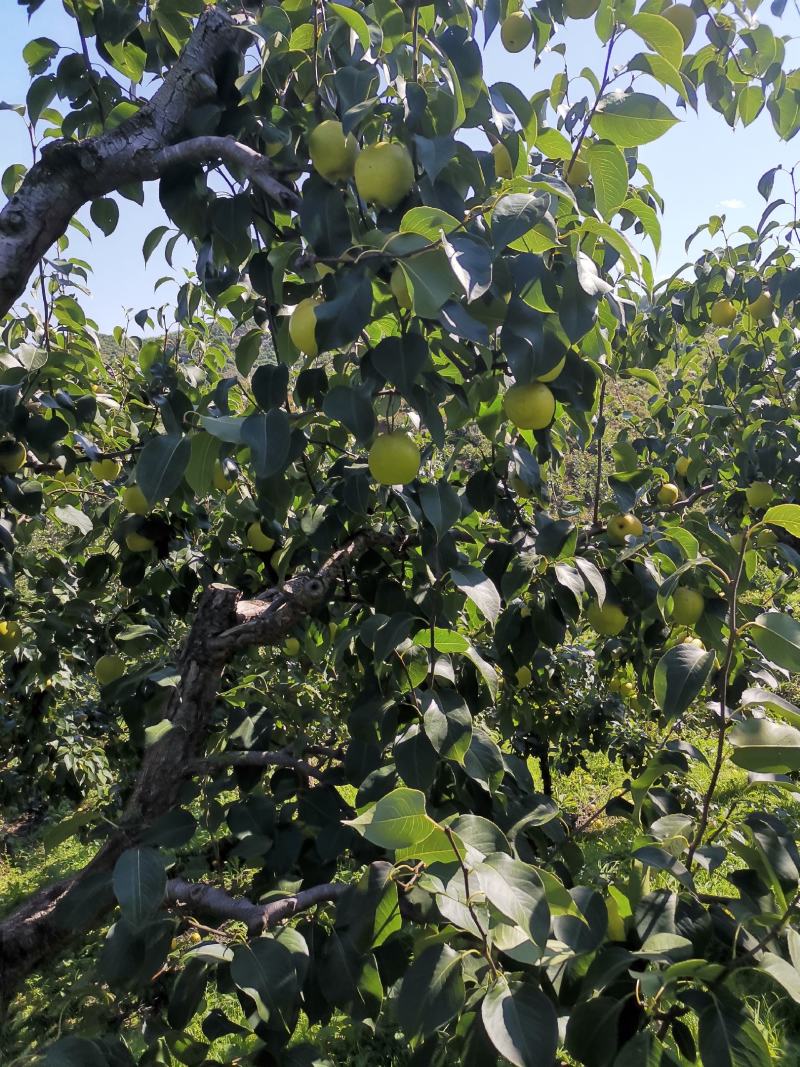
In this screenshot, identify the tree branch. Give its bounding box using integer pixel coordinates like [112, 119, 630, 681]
[215, 530, 408, 652]
[0, 531, 402, 1000]
[0, 6, 296, 318]
[146, 136, 299, 211]
[194, 749, 326, 781]
[165, 878, 347, 937]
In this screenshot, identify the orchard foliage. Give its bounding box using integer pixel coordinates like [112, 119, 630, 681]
[3, 0, 800, 1063]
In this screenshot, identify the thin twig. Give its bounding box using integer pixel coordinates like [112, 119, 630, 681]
[592, 376, 607, 525]
[566, 30, 617, 179]
[686, 529, 750, 868]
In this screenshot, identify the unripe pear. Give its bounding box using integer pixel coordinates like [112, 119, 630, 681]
[368, 432, 421, 485]
[91, 458, 121, 481]
[746, 481, 773, 509]
[289, 297, 321, 357]
[656, 482, 680, 507]
[587, 600, 628, 636]
[606, 513, 643, 544]
[0, 440, 26, 474]
[125, 531, 154, 552]
[670, 587, 704, 626]
[308, 119, 358, 183]
[500, 11, 533, 51]
[503, 382, 556, 430]
[95, 653, 125, 686]
[709, 298, 736, 328]
[354, 142, 415, 210]
[0, 620, 21, 652]
[123, 485, 149, 515]
[748, 291, 774, 322]
[247, 521, 275, 551]
[492, 142, 514, 180]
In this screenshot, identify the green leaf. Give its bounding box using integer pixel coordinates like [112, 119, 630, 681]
[751, 612, 800, 672]
[419, 479, 461, 539]
[536, 126, 573, 160]
[579, 219, 641, 274]
[698, 997, 770, 1067]
[346, 787, 437, 849]
[235, 328, 264, 376]
[422, 690, 473, 764]
[112, 847, 165, 926]
[400, 206, 461, 240]
[653, 644, 716, 719]
[414, 627, 469, 653]
[2, 163, 27, 198]
[628, 52, 690, 102]
[738, 85, 765, 126]
[451, 565, 501, 626]
[739, 687, 800, 729]
[41, 807, 98, 852]
[52, 504, 93, 535]
[481, 978, 558, 1067]
[323, 385, 376, 444]
[759, 952, 800, 1004]
[729, 717, 800, 773]
[492, 194, 548, 249]
[591, 92, 679, 147]
[621, 197, 662, 253]
[185, 432, 218, 495]
[142, 225, 170, 265]
[22, 37, 60, 75]
[198, 415, 245, 444]
[395, 823, 465, 866]
[585, 142, 629, 220]
[625, 14, 684, 68]
[241, 409, 291, 478]
[230, 938, 298, 1028]
[136, 434, 191, 504]
[396, 249, 454, 317]
[763, 504, 800, 537]
[90, 198, 120, 237]
[43, 1037, 108, 1067]
[329, 2, 372, 50]
[475, 852, 549, 947]
[104, 39, 148, 83]
[396, 944, 465, 1038]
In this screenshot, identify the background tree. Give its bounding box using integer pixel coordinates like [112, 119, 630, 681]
[2, 0, 800, 1063]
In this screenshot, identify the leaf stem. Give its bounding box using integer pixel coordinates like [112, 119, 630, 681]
[444, 826, 498, 977]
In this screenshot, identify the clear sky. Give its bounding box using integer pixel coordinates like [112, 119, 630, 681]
[2, 2, 799, 330]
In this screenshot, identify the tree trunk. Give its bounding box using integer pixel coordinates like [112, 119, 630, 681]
[539, 748, 553, 798]
[0, 531, 403, 1001]
[0, 584, 238, 1001]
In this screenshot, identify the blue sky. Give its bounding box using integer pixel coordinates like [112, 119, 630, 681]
[2, 2, 799, 330]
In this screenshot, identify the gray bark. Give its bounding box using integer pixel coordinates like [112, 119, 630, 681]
[0, 5, 296, 319]
[165, 878, 347, 937]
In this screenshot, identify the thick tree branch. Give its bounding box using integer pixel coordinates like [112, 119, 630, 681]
[194, 749, 326, 780]
[216, 530, 408, 652]
[0, 531, 401, 999]
[165, 879, 347, 937]
[0, 6, 296, 318]
[149, 136, 299, 211]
